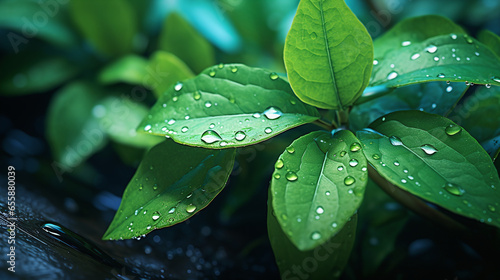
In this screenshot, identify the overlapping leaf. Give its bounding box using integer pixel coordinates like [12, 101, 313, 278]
[284, 0, 373, 109]
[145, 51, 194, 98]
[99, 55, 149, 86]
[270, 130, 367, 250]
[370, 15, 500, 88]
[356, 110, 500, 228]
[139, 64, 320, 149]
[103, 141, 236, 240]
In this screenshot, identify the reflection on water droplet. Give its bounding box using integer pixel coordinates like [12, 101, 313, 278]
[425, 45, 438, 53]
[402, 41, 411, 46]
[219, 141, 228, 147]
[201, 130, 222, 144]
[286, 171, 298, 181]
[252, 113, 261, 118]
[443, 183, 464, 196]
[274, 173, 281, 179]
[286, 146, 295, 154]
[411, 53, 420, 60]
[437, 73, 445, 78]
[373, 60, 379, 65]
[337, 166, 344, 171]
[186, 205, 196, 213]
[168, 207, 176, 214]
[434, 57, 440, 62]
[340, 151, 347, 157]
[144, 124, 152, 131]
[167, 119, 176, 125]
[349, 159, 359, 167]
[389, 136, 403, 146]
[446, 85, 453, 92]
[231, 67, 238, 73]
[310, 32, 317, 40]
[174, 82, 183, 91]
[488, 205, 496, 212]
[401, 179, 407, 184]
[387, 71, 398, 80]
[310, 232, 322, 240]
[492, 76, 500, 83]
[263, 106, 282, 120]
[270, 73, 279, 80]
[325, 191, 331, 196]
[485, 84, 491, 88]
[344, 176, 355, 186]
[372, 154, 380, 160]
[332, 222, 338, 228]
[450, 34, 457, 40]
[193, 91, 201, 100]
[316, 206, 324, 214]
[445, 125, 462, 136]
[152, 212, 161, 221]
[350, 142, 361, 152]
[421, 144, 438, 155]
[235, 131, 246, 141]
[464, 35, 474, 44]
[181, 126, 189, 133]
[264, 127, 273, 134]
[204, 101, 212, 108]
[275, 159, 284, 169]
[209, 70, 216, 77]
[394, 161, 400, 166]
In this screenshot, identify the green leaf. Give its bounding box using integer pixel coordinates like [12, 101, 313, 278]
[99, 55, 149, 86]
[270, 130, 367, 251]
[0, 0, 77, 48]
[103, 141, 236, 240]
[452, 86, 500, 142]
[157, 13, 215, 74]
[46, 82, 107, 169]
[370, 15, 500, 88]
[268, 193, 357, 280]
[350, 81, 468, 131]
[478, 30, 500, 58]
[139, 64, 320, 149]
[95, 96, 164, 148]
[482, 136, 500, 162]
[145, 51, 195, 98]
[284, 0, 373, 109]
[356, 110, 500, 228]
[0, 55, 79, 96]
[69, 0, 136, 56]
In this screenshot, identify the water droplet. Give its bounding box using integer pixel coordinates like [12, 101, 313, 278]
[208, 123, 216, 129]
[193, 91, 201, 100]
[340, 151, 347, 157]
[201, 130, 222, 144]
[362, 166, 367, 171]
[235, 131, 246, 141]
[349, 159, 359, 167]
[394, 161, 400, 166]
[263, 106, 283, 120]
[401, 179, 407, 184]
[219, 141, 228, 147]
[286, 171, 298, 181]
[408, 175, 414, 180]
[464, 35, 474, 44]
[290, 99, 297, 105]
[372, 154, 380, 160]
[475, 52, 480, 56]
[389, 136, 403, 146]
[425, 45, 438, 53]
[181, 126, 189, 133]
[488, 205, 496, 212]
[485, 84, 491, 88]
[252, 113, 261, 118]
[387, 71, 398, 80]
[434, 56, 440, 62]
[204, 101, 212, 108]
[437, 73, 445, 78]
[344, 176, 355, 186]
[153, 184, 158, 191]
[274, 173, 281, 179]
[390, 63, 395, 68]
[231, 67, 238, 73]
[325, 191, 331, 196]
[152, 212, 161, 221]
[373, 60, 379, 65]
[420, 144, 438, 155]
[443, 183, 464, 196]
[270, 73, 279, 80]
[316, 206, 324, 214]
[310, 32, 318, 40]
[492, 76, 500, 83]
[450, 34, 457, 40]
[446, 85, 453, 92]
[411, 53, 420, 60]
[218, 63, 224, 69]
[209, 70, 216, 77]
[264, 127, 273, 134]
[172, 96, 178, 102]
[332, 222, 338, 228]
[350, 142, 361, 152]
[144, 124, 152, 131]
[275, 159, 284, 169]
[445, 125, 462, 136]
[402, 41, 411, 46]
[186, 205, 196, 213]
[286, 146, 295, 154]
[311, 231, 321, 240]
[174, 82, 183, 91]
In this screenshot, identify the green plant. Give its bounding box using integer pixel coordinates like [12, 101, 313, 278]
[97, 0, 500, 278]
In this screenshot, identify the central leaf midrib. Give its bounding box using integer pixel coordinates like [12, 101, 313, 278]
[319, 0, 342, 108]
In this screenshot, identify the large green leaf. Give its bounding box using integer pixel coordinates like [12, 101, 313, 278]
[103, 141, 236, 240]
[157, 13, 215, 74]
[0, 55, 79, 96]
[69, 0, 136, 56]
[350, 81, 468, 131]
[99, 55, 149, 86]
[145, 51, 195, 98]
[370, 15, 500, 88]
[284, 0, 373, 109]
[139, 64, 320, 149]
[46, 82, 107, 169]
[270, 130, 367, 251]
[478, 30, 500, 58]
[95, 96, 164, 148]
[0, 0, 77, 48]
[268, 195, 357, 280]
[356, 110, 500, 228]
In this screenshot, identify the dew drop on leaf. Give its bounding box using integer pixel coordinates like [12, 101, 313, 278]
[264, 127, 273, 134]
[174, 82, 183, 91]
[344, 176, 355, 186]
[204, 101, 212, 108]
[286, 171, 298, 181]
[488, 205, 496, 212]
[350, 142, 361, 152]
[231, 67, 238, 73]
[393, 161, 400, 166]
[437, 73, 445, 78]
[492, 76, 500, 83]
[152, 212, 161, 221]
[181, 126, 189, 133]
[337, 166, 344, 171]
[168, 207, 176, 214]
[443, 183, 464, 196]
[316, 206, 324, 214]
[270, 73, 279, 80]
[274, 173, 281, 179]
[144, 124, 152, 131]
[425, 45, 438, 53]
[235, 131, 246, 141]
[411, 53, 420, 60]
[209, 70, 216, 77]
[349, 159, 359, 167]
[286, 146, 295, 154]
[373, 60, 379, 65]
[201, 130, 222, 144]
[193, 91, 201, 100]
[401, 41, 411, 46]
[252, 113, 261, 118]
[311, 231, 321, 240]
[263, 106, 283, 120]
[420, 144, 438, 155]
[340, 151, 347, 157]
[275, 159, 284, 169]
[372, 154, 380, 160]
[389, 136, 403, 146]
[446, 85, 453, 92]
[387, 71, 398, 80]
[445, 125, 462, 136]
[186, 204, 197, 213]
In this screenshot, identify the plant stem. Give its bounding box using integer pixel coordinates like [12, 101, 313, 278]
[314, 119, 335, 131]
